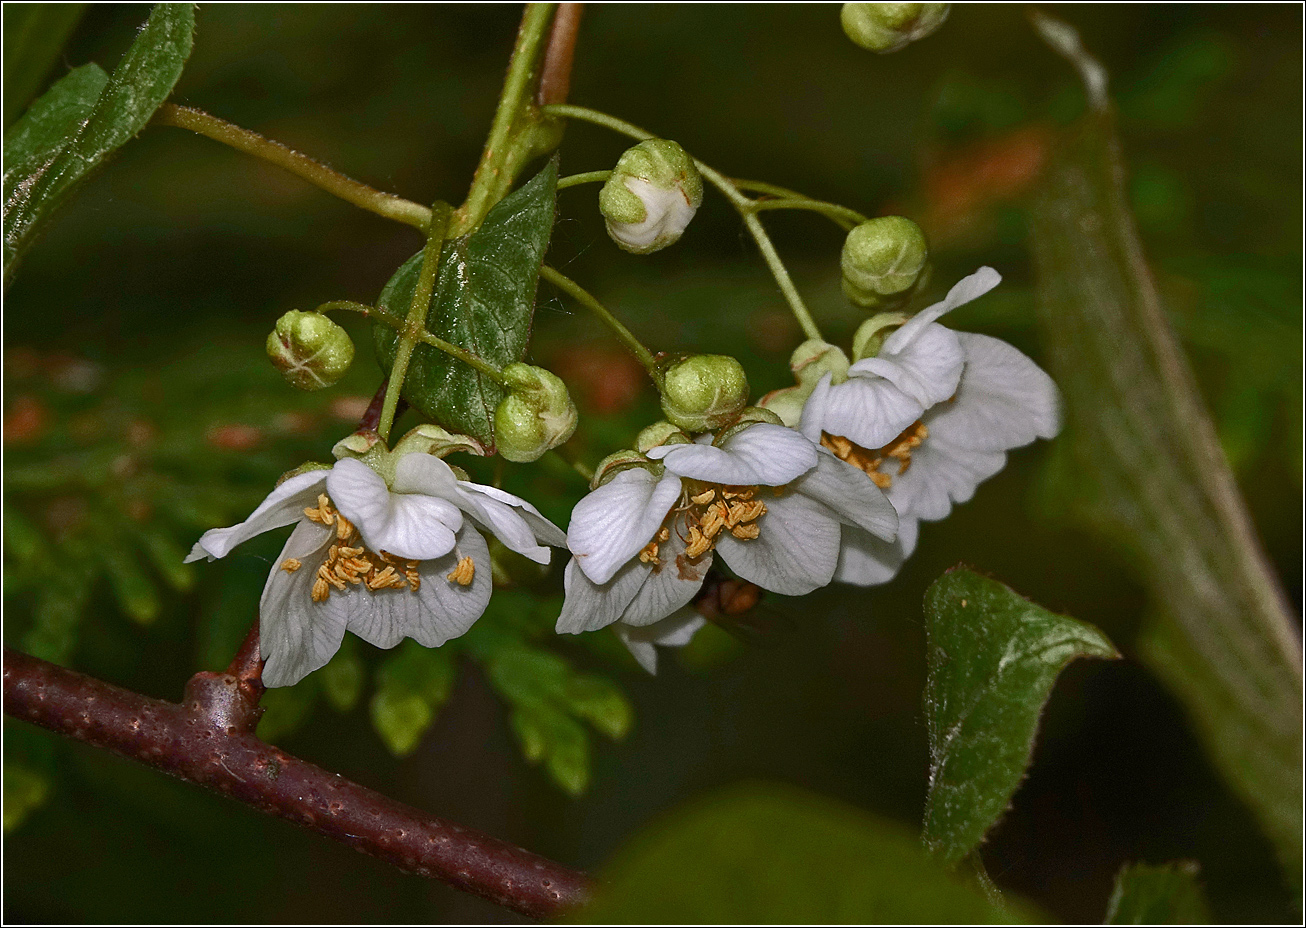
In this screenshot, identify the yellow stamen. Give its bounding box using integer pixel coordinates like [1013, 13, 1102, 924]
[447, 556, 475, 586]
[820, 422, 928, 489]
[281, 558, 302, 573]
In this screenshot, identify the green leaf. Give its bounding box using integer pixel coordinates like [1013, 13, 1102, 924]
[1105, 861, 1211, 924]
[562, 674, 633, 741]
[373, 157, 557, 446]
[256, 683, 318, 745]
[369, 641, 458, 756]
[24, 563, 95, 663]
[508, 701, 590, 797]
[2, 2, 88, 128]
[133, 526, 195, 593]
[3, 64, 107, 202]
[3, 760, 50, 832]
[582, 782, 1040, 923]
[922, 568, 1118, 865]
[101, 543, 162, 626]
[319, 636, 364, 713]
[3, 3, 196, 283]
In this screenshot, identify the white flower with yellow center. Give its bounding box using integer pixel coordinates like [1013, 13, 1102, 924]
[186, 452, 565, 687]
[555, 421, 898, 636]
[798, 267, 1061, 585]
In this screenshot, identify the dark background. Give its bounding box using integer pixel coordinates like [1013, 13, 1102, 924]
[4, 4, 1301, 923]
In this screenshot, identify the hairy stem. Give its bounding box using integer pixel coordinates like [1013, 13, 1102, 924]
[152, 104, 432, 230]
[3, 647, 591, 918]
[379, 203, 452, 442]
[539, 265, 660, 380]
[317, 301, 510, 385]
[452, 4, 557, 237]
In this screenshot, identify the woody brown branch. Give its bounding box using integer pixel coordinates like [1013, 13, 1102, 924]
[537, 3, 584, 106]
[3, 647, 591, 919]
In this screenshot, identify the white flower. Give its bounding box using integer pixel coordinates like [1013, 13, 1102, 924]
[798, 267, 1061, 585]
[555, 422, 897, 637]
[186, 453, 566, 686]
[613, 608, 707, 674]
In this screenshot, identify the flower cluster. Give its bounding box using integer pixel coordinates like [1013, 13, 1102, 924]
[202, 251, 1056, 683]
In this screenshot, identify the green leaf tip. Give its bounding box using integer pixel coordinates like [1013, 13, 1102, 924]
[922, 568, 1119, 865]
[1105, 860, 1211, 924]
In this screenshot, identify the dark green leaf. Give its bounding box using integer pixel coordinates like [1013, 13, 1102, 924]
[922, 568, 1118, 864]
[319, 636, 364, 713]
[3, 64, 108, 203]
[582, 782, 1040, 923]
[373, 157, 557, 446]
[1105, 861, 1211, 924]
[4, 3, 196, 283]
[3, 760, 50, 832]
[508, 701, 589, 797]
[369, 641, 457, 756]
[2, 2, 88, 128]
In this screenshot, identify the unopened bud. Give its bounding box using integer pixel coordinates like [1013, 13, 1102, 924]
[841, 216, 929, 310]
[591, 449, 659, 490]
[267, 311, 355, 390]
[713, 406, 784, 447]
[659, 354, 749, 433]
[599, 140, 703, 254]
[635, 421, 692, 453]
[493, 364, 578, 463]
[756, 340, 851, 426]
[851, 311, 910, 361]
[841, 3, 951, 54]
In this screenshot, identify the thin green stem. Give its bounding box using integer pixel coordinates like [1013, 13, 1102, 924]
[452, 4, 557, 237]
[557, 170, 613, 190]
[379, 204, 451, 442]
[152, 104, 432, 230]
[543, 104, 824, 341]
[750, 197, 865, 231]
[538, 265, 660, 380]
[546, 450, 593, 483]
[317, 301, 510, 386]
[741, 212, 823, 340]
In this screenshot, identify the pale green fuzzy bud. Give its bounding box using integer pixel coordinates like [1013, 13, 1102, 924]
[659, 354, 750, 433]
[756, 340, 852, 427]
[493, 363, 578, 463]
[714, 406, 784, 448]
[636, 421, 692, 453]
[841, 216, 930, 310]
[266, 311, 354, 390]
[841, 3, 951, 54]
[276, 461, 333, 487]
[599, 139, 704, 254]
[591, 449, 660, 490]
[391, 424, 487, 460]
[851, 311, 910, 362]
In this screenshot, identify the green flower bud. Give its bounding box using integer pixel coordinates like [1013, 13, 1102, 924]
[599, 139, 704, 254]
[841, 3, 951, 54]
[276, 460, 333, 487]
[591, 449, 660, 490]
[266, 310, 355, 390]
[713, 406, 784, 447]
[851, 311, 910, 361]
[659, 354, 750, 433]
[756, 340, 852, 427]
[493, 363, 579, 463]
[391, 423, 487, 460]
[636, 421, 692, 453]
[841, 216, 930, 310]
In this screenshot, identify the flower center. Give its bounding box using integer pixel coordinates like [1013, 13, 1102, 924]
[639, 483, 768, 572]
[821, 421, 928, 489]
[282, 494, 464, 602]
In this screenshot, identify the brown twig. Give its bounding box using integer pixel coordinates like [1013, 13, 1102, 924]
[3, 647, 592, 919]
[537, 4, 584, 107]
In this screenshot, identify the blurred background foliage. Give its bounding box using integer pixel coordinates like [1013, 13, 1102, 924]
[3, 4, 1300, 922]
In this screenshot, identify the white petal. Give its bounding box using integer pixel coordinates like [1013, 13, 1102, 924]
[568, 468, 682, 585]
[556, 556, 647, 634]
[185, 469, 329, 562]
[793, 451, 898, 541]
[616, 522, 711, 627]
[807, 374, 924, 450]
[882, 266, 1002, 354]
[258, 520, 350, 687]
[796, 374, 834, 443]
[457, 482, 566, 564]
[328, 458, 461, 561]
[648, 423, 818, 487]
[833, 519, 919, 587]
[615, 608, 708, 675]
[715, 490, 840, 596]
[887, 436, 1007, 523]
[853, 322, 964, 408]
[925, 332, 1062, 452]
[345, 523, 492, 650]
